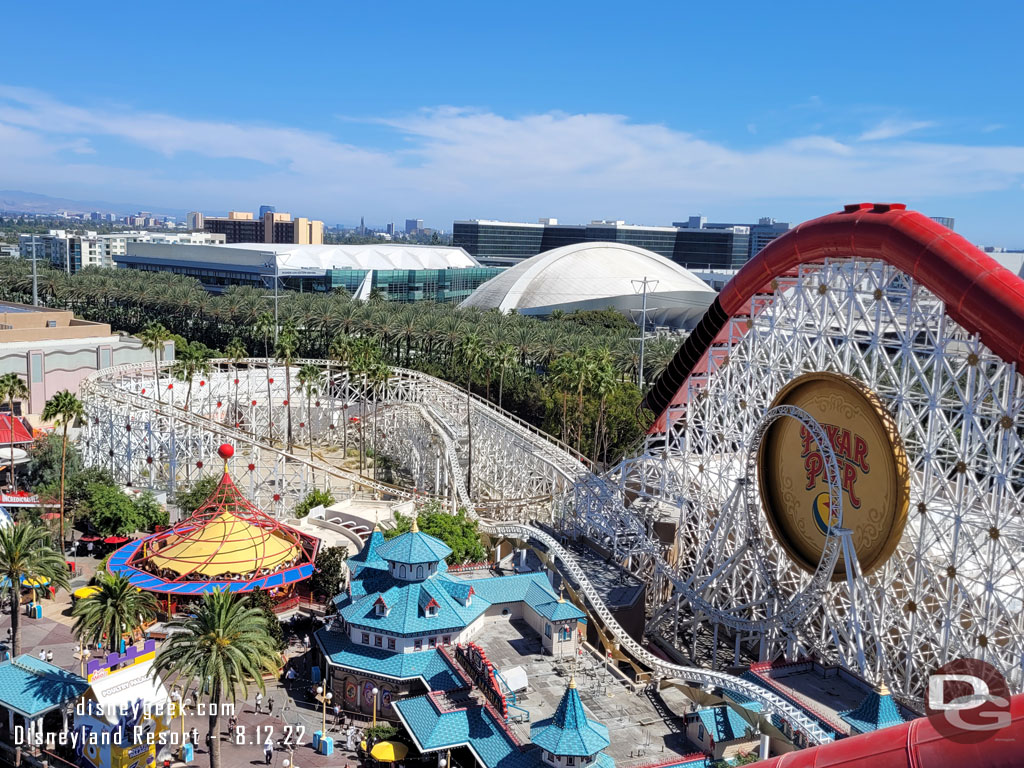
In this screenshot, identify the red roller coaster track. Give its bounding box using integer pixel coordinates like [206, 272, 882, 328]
[749, 693, 1024, 767]
[644, 203, 1024, 432]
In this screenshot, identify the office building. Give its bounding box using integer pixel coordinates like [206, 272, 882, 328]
[405, 218, 424, 235]
[453, 218, 752, 270]
[683, 216, 791, 259]
[19, 230, 225, 273]
[0, 302, 168, 416]
[203, 210, 324, 245]
[186, 211, 204, 230]
[930, 216, 955, 230]
[117, 242, 502, 302]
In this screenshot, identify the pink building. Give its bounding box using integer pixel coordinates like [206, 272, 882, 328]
[0, 302, 171, 417]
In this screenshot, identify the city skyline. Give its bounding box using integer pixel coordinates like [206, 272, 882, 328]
[3, 2, 1024, 246]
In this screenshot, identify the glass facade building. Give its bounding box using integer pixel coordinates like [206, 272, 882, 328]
[328, 267, 503, 303]
[454, 219, 753, 270]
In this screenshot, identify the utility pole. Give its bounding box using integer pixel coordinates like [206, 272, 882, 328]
[31, 235, 39, 306]
[264, 258, 280, 342]
[631, 276, 658, 390]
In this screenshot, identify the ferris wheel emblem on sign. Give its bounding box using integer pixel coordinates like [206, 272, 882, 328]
[757, 372, 911, 578]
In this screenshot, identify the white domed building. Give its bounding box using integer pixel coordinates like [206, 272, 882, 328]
[459, 242, 717, 329]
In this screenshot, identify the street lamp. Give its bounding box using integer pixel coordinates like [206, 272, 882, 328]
[170, 690, 185, 760]
[371, 686, 379, 728]
[316, 685, 332, 735]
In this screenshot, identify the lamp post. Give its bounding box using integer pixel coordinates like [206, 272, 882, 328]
[316, 686, 332, 735]
[371, 686, 379, 729]
[171, 690, 185, 760]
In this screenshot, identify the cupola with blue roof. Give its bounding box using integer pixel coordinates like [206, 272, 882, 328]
[839, 682, 905, 735]
[531, 677, 613, 768]
[376, 518, 453, 581]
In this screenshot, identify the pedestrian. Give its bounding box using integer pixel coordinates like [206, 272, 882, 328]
[263, 738, 273, 765]
[304, 634, 310, 650]
[190, 727, 198, 745]
[333, 703, 341, 725]
[266, 696, 274, 717]
[254, 691, 263, 714]
[38, 649, 45, 661]
[45, 650, 53, 663]
[286, 666, 297, 686]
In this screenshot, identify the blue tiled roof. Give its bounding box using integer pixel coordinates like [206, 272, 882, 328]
[347, 528, 388, 577]
[377, 530, 452, 565]
[315, 629, 462, 691]
[839, 686, 905, 734]
[695, 705, 756, 744]
[341, 572, 481, 635]
[341, 568, 583, 637]
[531, 682, 610, 757]
[0, 656, 88, 717]
[395, 694, 534, 768]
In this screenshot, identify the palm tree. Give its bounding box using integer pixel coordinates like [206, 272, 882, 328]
[253, 313, 276, 443]
[495, 343, 518, 411]
[139, 322, 169, 403]
[224, 337, 247, 430]
[296, 363, 324, 476]
[152, 589, 280, 768]
[72, 570, 158, 650]
[274, 328, 299, 451]
[0, 522, 70, 655]
[458, 334, 486, 495]
[41, 390, 84, 550]
[0, 373, 30, 493]
[171, 343, 212, 411]
[368, 361, 391, 482]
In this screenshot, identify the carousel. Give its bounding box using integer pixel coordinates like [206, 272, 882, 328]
[106, 444, 319, 610]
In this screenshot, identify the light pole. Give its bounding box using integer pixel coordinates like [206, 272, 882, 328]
[171, 689, 185, 760]
[316, 685, 333, 735]
[263, 257, 281, 343]
[371, 686, 379, 728]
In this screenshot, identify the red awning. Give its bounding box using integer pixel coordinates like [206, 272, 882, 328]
[103, 535, 133, 545]
[0, 414, 33, 446]
[80, 535, 101, 542]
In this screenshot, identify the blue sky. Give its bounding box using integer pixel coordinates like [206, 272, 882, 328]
[3, 1, 1024, 245]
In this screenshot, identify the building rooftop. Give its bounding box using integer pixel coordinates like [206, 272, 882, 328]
[0, 301, 113, 343]
[693, 705, 757, 744]
[376, 525, 453, 565]
[315, 629, 464, 691]
[531, 679, 612, 757]
[0, 655, 88, 718]
[123, 241, 481, 273]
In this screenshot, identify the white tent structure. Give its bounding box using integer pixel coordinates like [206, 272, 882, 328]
[459, 242, 716, 329]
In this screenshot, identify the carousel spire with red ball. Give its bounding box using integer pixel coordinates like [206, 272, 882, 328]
[218, 442, 234, 474]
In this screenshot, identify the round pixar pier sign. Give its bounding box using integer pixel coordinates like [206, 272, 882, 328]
[757, 371, 910, 578]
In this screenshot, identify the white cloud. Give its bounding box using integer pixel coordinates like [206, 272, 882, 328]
[0, 86, 1023, 228]
[858, 118, 935, 142]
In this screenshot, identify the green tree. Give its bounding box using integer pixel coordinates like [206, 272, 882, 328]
[0, 373, 29, 493]
[41, 390, 84, 549]
[153, 590, 281, 768]
[0, 522, 71, 655]
[26, 432, 83, 495]
[246, 589, 286, 652]
[296, 363, 324, 472]
[173, 475, 220, 516]
[458, 334, 485, 494]
[81, 484, 166, 536]
[224, 337, 247, 430]
[293, 489, 335, 519]
[310, 545, 348, 600]
[274, 327, 300, 451]
[72, 570, 159, 649]
[139, 322, 170, 403]
[171, 341, 213, 411]
[384, 504, 485, 565]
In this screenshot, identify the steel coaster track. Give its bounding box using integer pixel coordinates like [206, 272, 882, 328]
[81, 359, 834, 744]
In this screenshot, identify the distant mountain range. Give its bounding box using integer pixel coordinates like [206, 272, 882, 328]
[0, 189, 185, 219]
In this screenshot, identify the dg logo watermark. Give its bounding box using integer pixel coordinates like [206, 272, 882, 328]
[926, 658, 1013, 744]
